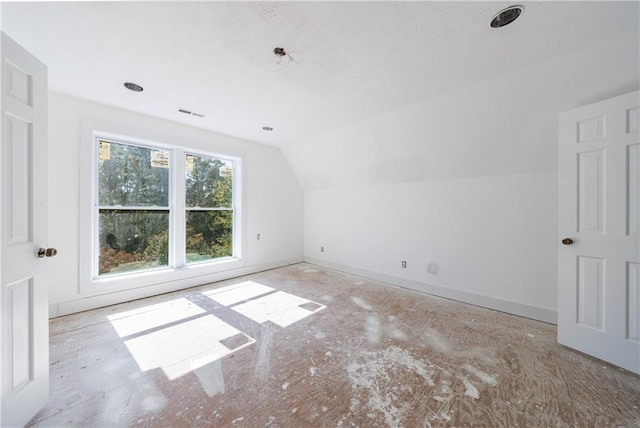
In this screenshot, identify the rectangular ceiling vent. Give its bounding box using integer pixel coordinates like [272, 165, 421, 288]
[178, 108, 205, 118]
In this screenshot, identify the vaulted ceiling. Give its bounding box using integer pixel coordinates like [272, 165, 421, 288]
[3, 2, 638, 147]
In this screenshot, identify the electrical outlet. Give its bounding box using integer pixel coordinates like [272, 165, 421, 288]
[320, 246, 324, 252]
[401, 260, 407, 268]
[428, 263, 439, 274]
[256, 233, 261, 240]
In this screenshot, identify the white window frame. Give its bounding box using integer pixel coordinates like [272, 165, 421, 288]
[92, 137, 175, 278]
[183, 150, 236, 266]
[79, 123, 244, 296]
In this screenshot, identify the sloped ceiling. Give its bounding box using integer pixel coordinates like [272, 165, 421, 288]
[2, 1, 638, 147]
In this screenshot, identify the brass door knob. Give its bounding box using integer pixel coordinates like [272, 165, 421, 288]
[561, 238, 574, 245]
[38, 248, 57, 258]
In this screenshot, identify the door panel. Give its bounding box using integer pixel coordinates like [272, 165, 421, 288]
[558, 90, 640, 374]
[7, 62, 33, 107]
[628, 144, 639, 236]
[577, 149, 605, 233]
[628, 107, 639, 134]
[577, 256, 604, 330]
[8, 278, 33, 392]
[577, 115, 605, 142]
[629, 262, 640, 342]
[1, 32, 49, 427]
[7, 116, 32, 243]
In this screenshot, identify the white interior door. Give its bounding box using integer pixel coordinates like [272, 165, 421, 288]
[1, 33, 50, 427]
[558, 90, 640, 374]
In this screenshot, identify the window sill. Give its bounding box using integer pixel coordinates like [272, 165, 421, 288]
[82, 257, 244, 297]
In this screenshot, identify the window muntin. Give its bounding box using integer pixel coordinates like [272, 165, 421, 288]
[185, 153, 234, 264]
[93, 137, 238, 279]
[97, 140, 171, 277]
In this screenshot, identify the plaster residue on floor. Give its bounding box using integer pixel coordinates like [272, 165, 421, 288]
[338, 341, 501, 426]
[342, 346, 438, 426]
[31, 263, 640, 427]
[351, 296, 373, 311]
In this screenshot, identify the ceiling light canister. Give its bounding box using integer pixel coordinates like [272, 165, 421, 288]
[124, 82, 144, 92]
[490, 5, 523, 28]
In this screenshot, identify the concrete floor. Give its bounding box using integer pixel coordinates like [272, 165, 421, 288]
[29, 263, 640, 427]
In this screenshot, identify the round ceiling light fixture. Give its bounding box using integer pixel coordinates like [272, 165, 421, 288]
[490, 5, 523, 28]
[262, 126, 274, 131]
[123, 82, 144, 92]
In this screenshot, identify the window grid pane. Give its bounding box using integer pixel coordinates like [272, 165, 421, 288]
[185, 210, 233, 264]
[97, 139, 172, 277]
[98, 209, 169, 276]
[98, 140, 170, 207]
[185, 153, 234, 264]
[185, 153, 233, 208]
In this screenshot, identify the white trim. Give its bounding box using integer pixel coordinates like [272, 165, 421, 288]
[305, 256, 558, 324]
[96, 206, 172, 210]
[173, 147, 185, 268]
[0, 26, 4, 427]
[50, 257, 303, 317]
[79, 120, 246, 298]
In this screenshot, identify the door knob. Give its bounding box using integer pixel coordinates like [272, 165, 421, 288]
[37, 248, 57, 258]
[561, 238, 573, 245]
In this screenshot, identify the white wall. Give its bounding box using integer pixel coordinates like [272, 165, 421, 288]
[284, 33, 640, 324]
[48, 93, 303, 315]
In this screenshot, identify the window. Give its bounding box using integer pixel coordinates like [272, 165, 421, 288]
[94, 137, 237, 278]
[185, 153, 234, 264]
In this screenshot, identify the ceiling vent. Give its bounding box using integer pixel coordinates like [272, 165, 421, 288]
[178, 108, 205, 118]
[490, 5, 523, 28]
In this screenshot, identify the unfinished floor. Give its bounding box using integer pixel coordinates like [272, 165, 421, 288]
[29, 263, 640, 427]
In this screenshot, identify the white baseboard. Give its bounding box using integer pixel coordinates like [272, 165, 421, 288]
[51, 256, 557, 324]
[304, 256, 557, 325]
[49, 257, 303, 318]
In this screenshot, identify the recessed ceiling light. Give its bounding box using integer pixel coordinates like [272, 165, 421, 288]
[124, 82, 144, 92]
[490, 5, 523, 28]
[262, 126, 274, 131]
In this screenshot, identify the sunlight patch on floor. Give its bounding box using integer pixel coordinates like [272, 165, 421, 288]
[107, 281, 325, 382]
[107, 297, 205, 338]
[202, 280, 274, 306]
[122, 314, 255, 380]
[231, 291, 325, 328]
